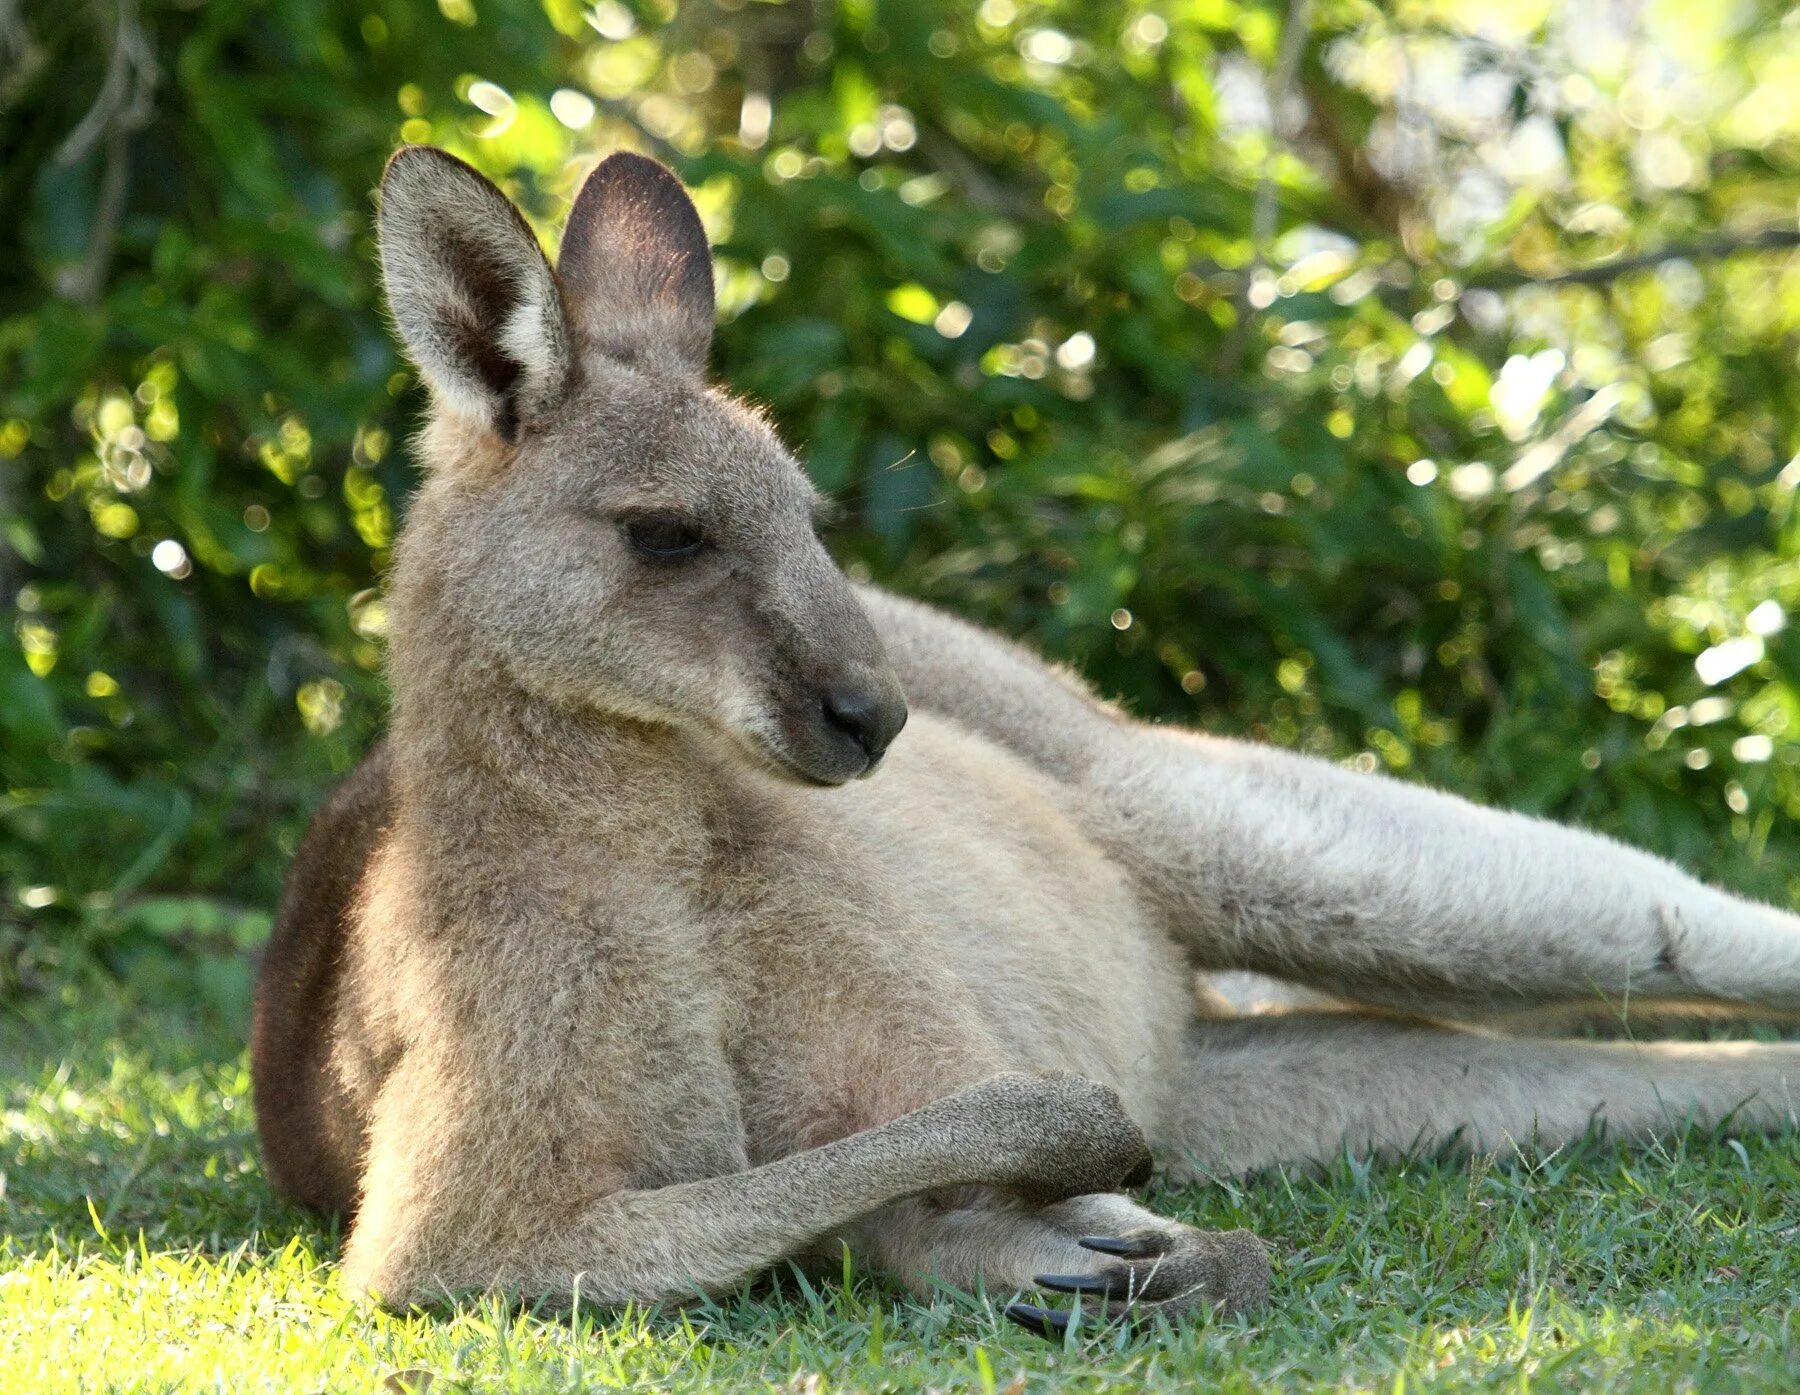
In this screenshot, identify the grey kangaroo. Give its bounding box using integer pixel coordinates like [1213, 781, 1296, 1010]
[252, 145, 1800, 1331]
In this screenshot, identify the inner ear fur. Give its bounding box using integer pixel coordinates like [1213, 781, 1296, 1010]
[558, 151, 715, 373]
[378, 146, 570, 442]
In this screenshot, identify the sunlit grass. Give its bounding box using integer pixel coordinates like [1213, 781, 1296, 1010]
[4, 983, 1798, 1393]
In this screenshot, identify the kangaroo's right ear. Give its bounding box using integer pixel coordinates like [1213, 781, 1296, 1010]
[377, 146, 569, 442]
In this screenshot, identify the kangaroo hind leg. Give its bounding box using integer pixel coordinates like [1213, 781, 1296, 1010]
[1163, 1012, 1800, 1181]
[1087, 729, 1800, 1018]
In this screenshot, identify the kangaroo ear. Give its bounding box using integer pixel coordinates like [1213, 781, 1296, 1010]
[558, 151, 714, 373]
[377, 146, 569, 442]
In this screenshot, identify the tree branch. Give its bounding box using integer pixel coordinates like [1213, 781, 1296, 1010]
[1461, 227, 1800, 293]
[1220, 0, 1314, 375]
[55, 0, 156, 167]
[51, 0, 158, 304]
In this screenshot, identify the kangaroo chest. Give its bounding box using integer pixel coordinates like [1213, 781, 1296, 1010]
[489, 714, 1186, 1187]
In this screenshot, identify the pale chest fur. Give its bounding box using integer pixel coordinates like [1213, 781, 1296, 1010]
[717, 712, 1192, 1159]
[348, 713, 1189, 1188]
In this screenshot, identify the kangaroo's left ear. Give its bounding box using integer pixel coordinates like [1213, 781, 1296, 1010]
[378, 146, 570, 442]
[558, 151, 714, 374]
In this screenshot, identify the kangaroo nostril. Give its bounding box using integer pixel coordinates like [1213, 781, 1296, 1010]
[821, 689, 882, 758]
[818, 679, 907, 770]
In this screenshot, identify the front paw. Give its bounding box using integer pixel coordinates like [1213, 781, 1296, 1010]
[963, 1071, 1153, 1202]
[1005, 1224, 1271, 1335]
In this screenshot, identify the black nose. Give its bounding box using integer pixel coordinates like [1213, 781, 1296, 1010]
[821, 685, 906, 765]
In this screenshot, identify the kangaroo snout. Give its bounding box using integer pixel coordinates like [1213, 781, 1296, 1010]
[785, 665, 906, 783]
[820, 677, 908, 768]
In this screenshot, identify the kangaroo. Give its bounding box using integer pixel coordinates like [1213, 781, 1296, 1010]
[253, 145, 1800, 1332]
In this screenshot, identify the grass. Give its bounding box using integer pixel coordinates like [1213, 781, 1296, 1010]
[4, 975, 1799, 1393]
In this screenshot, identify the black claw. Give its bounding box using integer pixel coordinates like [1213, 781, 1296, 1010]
[1034, 1272, 1114, 1296]
[1004, 1302, 1072, 1339]
[1077, 1234, 1153, 1258]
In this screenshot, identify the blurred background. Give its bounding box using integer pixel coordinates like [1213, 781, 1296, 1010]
[3, 0, 1799, 1008]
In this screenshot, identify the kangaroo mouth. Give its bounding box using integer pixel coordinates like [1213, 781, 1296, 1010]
[731, 723, 877, 788]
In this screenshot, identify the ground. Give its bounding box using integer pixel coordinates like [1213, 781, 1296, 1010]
[3, 978, 1798, 1394]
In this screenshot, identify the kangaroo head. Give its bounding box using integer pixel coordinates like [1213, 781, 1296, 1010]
[376, 146, 906, 785]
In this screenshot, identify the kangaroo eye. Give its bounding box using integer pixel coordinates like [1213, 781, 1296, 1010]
[623, 514, 705, 561]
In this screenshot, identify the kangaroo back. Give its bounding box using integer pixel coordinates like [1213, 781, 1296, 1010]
[251, 741, 393, 1216]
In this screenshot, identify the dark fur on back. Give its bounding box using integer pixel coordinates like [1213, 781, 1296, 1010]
[251, 741, 392, 1217]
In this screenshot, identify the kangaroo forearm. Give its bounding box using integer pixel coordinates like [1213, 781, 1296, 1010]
[354, 1103, 958, 1304]
[1097, 728, 1800, 1010]
[540, 1109, 1001, 1301]
[348, 1072, 1153, 1308]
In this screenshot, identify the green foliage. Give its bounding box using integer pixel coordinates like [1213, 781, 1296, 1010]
[5, 0, 1800, 985]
